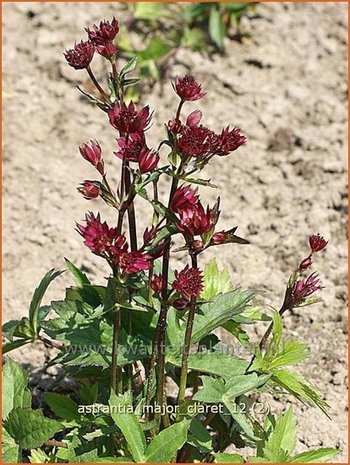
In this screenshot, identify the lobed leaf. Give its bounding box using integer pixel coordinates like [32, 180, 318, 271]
[4, 408, 63, 450]
[2, 358, 31, 420]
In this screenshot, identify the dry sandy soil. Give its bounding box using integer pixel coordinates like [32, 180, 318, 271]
[3, 1, 348, 461]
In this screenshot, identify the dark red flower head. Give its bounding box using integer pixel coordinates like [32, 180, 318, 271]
[86, 18, 119, 45]
[289, 272, 324, 307]
[215, 126, 247, 156]
[108, 102, 151, 135]
[79, 140, 104, 175]
[150, 275, 165, 294]
[178, 124, 217, 158]
[64, 40, 94, 70]
[309, 234, 328, 253]
[77, 181, 100, 200]
[138, 147, 160, 174]
[116, 251, 152, 274]
[170, 185, 199, 215]
[173, 75, 206, 101]
[76, 212, 124, 256]
[172, 265, 203, 300]
[178, 203, 213, 236]
[115, 133, 146, 162]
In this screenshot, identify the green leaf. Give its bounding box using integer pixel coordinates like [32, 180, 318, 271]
[181, 26, 207, 51]
[122, 77, 141, 87]
[64, 258, 90, 288]
[133, 2, 167, 21]
[12, 317, 36, 340]
[222, 2, 252, 13]
[4, 408, 63, 450]
[261, 447, 290, 462]
[2, 427, 20, 463]
[79, 382, 98, 405]
[222, 399, 258, 441]
[109, 391, 146, 462]
[2, 339, 31, 354]
[29, 448, 51, 463]
[3, 358, 31, 420]
[193, 376, 226, 403]
[263, 407, 296, 456]
[224, 373, 271, 400]
[120, 56, 138, 78]
[223, 321, 250, 346]
[137, 36, 172, 61]
[167, 353, 249, 381]
[214, 452, 244, 463]
[290, 448, 340, 463]
[181, 290, 256, 350]
[268, 339, 310, 369]
[270, 310, 283, 349]
[188, 418, 212, 453]
[44, 393, 81, 422]
[29, 269, 63, 334]
[200, 258, 231, 300]
[271, 369, 330, 416]
[2, 320, 21, 342]
[145, 419, 190, 462]
[209, 5, 226, 50]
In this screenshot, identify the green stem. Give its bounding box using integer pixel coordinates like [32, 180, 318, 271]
[111, 305, 121, 394]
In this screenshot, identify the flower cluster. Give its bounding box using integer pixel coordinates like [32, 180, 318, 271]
[108, 102, 151, 135]
[172, 265, 203, 301]
[289, 272, 324, 307]
[298, 233, 328, 272]
[64, 40, 95, 70]
[171, 185, 219, 239]
[169, 76, 246, 161]
[173, 75, 206, 102]
[65, 18, 119, 68]
[288, 233, 328, 308]
[76, 212, 152, 274]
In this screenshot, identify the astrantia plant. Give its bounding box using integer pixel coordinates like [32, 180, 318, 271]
[2, 18, 339, 464]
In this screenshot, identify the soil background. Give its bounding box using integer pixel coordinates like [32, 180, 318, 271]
[3, 2, 348, 461]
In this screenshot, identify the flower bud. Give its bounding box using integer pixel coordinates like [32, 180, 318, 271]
[64, 40, 94, 70]
[212, 232, 226, 245]
[191, 240, 204, 252]
[79, 139, 104, 175]
[138, 147, 159, 174]
[299, 256, 312, 271]
[96, 42, 117, 59]
[172, 298, 190, 311]
[150, 275, 165, 294]
[186, 110, 202, 128]
[168, 119, 182, 134]
[77, 181, 100, 200]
